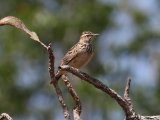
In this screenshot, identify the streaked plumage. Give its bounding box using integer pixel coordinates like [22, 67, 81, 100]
[55, 31, 99, 80]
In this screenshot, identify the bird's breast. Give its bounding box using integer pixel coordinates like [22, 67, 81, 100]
[69, 49, 94, 69]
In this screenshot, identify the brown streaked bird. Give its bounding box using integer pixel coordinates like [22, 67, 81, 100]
[55, 31, 99, 81]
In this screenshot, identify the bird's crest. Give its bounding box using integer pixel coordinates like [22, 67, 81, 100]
[82, 31, 94, 36]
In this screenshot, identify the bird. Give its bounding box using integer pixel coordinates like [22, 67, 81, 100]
[55, 31, 99, 81]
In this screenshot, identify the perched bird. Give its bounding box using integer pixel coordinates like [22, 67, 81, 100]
[55, 31, 99, 81]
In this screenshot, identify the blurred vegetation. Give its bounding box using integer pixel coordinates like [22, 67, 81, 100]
[0, 0, 160, 120]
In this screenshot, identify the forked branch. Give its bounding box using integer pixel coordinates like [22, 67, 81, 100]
[47, 44, 71, 120]
[58, 65, 160, 120]
[62, 75, 81, 120]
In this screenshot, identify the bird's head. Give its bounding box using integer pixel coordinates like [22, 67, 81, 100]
[79, 31, 99, 43]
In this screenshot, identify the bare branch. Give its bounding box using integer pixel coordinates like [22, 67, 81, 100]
[47, 43, 55, 81]
[62, 75, 82, 120]
[47, 44, 70, 120]
[0, 113, 12, 120]
[53, 82, 71, 120]
[123, 78, 134, 114]
[124, 77, 131, 99]
[59, 65, 131, 114]
[59, 65, 160, 120]
[141, 115, 160, 120]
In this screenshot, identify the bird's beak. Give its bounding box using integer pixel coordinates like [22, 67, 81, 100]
[93, 33, 99, 36]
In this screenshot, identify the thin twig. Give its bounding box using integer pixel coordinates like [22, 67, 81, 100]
[124, 78, 132, 101]
[0, 113, 12, 120]
[53, 82, 71, 120]
[141, 115, 160, 120]
[47, 44, 70, 120]
[62, 75, 82, 120]
[39, 41, 48, 50]
[123, 78, 135, 118]
[47, 43, 55, 81]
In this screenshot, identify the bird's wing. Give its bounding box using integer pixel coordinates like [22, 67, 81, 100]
[60, 43, 82, 66]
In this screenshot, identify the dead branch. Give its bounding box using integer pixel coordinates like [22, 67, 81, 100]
[58, 65, 160, 120]
[123, 78, 135, 118]
[62, 75, 81, 120]
[0, 113, 12, 120]
[58, 65, 130, 113]
[47, 44, 70, 120]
